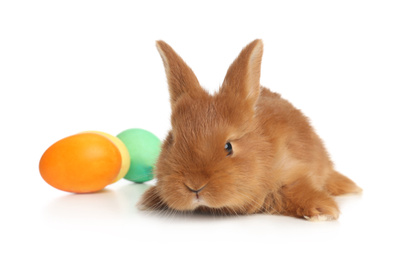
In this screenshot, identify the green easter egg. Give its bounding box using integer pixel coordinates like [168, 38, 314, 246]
[117, 128, 161, 183]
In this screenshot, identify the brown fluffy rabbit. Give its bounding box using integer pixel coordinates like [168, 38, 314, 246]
[139, 39, 362, 221]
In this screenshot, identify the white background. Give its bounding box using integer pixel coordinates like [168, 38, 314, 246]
[1, 1, 392, 259]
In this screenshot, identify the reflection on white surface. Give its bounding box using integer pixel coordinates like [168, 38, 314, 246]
[44, 183, 150, 223]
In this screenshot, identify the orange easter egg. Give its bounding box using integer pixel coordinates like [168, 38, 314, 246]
[82, 131, 131, 184]
[39, 133, 122, 193]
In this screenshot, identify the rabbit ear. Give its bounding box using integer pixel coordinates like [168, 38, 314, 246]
[220, 39, 263, 107]
[156, 41, 206, 108]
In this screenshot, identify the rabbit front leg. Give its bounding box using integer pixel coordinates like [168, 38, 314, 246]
[137, 186, 168, 211]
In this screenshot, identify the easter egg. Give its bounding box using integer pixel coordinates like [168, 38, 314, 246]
[83, 131, 131, 184]
[117, 128, 161, 183]
[39, 133, 122, 193]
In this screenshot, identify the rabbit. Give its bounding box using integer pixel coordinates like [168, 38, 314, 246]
[138, 39, 362, 221]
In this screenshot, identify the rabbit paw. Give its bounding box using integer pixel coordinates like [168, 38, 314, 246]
[301, 204, 339, 222]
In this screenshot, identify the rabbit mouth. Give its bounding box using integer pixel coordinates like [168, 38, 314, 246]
[190, 191, 208, 207]
[184, 183, 209, 207]
[191, 195, 208, 207]
[184, 183, 207, 208]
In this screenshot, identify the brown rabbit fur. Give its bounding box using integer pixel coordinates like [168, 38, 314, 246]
[139, 39, 362, 221]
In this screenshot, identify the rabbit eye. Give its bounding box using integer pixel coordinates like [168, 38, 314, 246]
[225, 142, 233, 156]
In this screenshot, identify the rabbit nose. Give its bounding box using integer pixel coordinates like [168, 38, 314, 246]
[185, 184, 206, 194]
